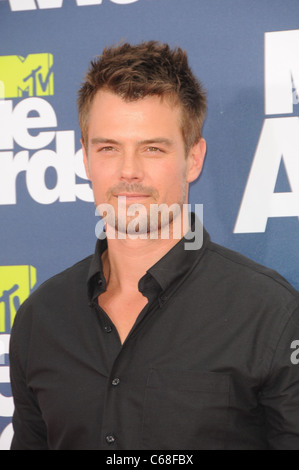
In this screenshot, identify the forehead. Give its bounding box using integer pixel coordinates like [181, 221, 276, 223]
[88, 89, 182, 130]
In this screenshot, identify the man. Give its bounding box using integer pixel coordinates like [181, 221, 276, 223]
[10, 41, 299, 450]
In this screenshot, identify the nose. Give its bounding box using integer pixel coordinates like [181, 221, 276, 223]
[119, 149, 143, 183]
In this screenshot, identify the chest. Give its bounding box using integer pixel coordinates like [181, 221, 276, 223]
[28, 287, 269, 449]
[98, 291, 148, 344]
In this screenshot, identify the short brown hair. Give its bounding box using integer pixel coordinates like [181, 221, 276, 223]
[78, 41, 207, 153]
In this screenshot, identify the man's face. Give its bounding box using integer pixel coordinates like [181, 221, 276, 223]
[82, 89, 205, 235]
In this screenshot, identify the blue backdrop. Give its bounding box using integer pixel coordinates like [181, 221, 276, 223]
[1, 0, 299, 449]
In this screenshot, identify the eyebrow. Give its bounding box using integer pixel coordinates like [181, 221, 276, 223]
[138, 138, 174, 147]
[90, 137, 119, 146]
[90, 137, 174, 147]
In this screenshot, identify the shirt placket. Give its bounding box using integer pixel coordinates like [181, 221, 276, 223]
[93, 295, 161, 449]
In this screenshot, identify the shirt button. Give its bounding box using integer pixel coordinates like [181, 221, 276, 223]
[105, 434, 116, 445]
[112, 378, 120, 386]
[104, 325, 112, 333]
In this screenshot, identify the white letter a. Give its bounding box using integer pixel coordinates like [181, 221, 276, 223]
[234, 117, 299, 233]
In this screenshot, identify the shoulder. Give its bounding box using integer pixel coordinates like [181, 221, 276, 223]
[32, 254, 92, 300]
[204, 240, 299, 309]
[10, 255, 94, 366]
[12, 255, 93, 329]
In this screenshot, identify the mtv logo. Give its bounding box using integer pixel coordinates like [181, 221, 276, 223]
[0, 81, 4, 100]
[0, 53, 54, 99]
[0, 266, 36, 333]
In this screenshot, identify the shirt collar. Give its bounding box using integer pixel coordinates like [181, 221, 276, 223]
[87, 236, 108, 302]
[146, 213, 210, 294]
[87, 213, 210, 303]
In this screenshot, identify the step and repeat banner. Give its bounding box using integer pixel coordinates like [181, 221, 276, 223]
[1, 0, 299, 449]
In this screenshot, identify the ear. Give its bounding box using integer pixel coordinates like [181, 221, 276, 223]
[81, 139, 91, 181]
[186, 138, 206, 183]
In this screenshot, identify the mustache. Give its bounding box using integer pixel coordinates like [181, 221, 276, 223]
[106, 183, 159, 199]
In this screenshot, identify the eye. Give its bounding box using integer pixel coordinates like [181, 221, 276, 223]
[146, 146, 162, 153]
[98, 146, 116, 153]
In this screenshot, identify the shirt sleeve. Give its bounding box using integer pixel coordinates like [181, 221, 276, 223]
[260, 304, 299, 449]
[9, 302, 48, 450]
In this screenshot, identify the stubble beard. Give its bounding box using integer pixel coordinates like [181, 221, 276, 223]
[103, 180, 188, 238]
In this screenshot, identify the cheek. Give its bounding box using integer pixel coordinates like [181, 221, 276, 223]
[89, 159, 114, 185]
[166, 160, 188, 183]
[87, 167, 107, 202]
[150, 157, 187, 180]
[155, 165, 187, 200]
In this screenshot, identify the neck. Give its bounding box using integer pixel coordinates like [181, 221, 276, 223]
[102, 216, 190, 293]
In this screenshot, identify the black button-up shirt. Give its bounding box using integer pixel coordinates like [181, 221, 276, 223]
[10, 225, 299, 450]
